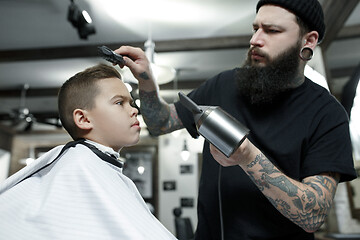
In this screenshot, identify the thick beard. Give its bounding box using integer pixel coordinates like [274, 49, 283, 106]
[236, 41, 302, 106]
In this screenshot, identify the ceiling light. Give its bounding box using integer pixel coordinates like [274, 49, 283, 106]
[144, 39, 177, 85]
[180, 140, 190, 161]
[119, 26, 176, 85]
[67, 0, 96, 40]
[137, 160, 145, 175]
[137, 165, 145, 175]
[120, 62, 176, 85]
[81, 10, 92, 24]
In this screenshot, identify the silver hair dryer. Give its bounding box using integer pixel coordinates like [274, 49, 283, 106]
[178, 92, 249, 157]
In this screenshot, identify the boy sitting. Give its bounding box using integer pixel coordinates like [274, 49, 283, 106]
[0, 64, 176, 240]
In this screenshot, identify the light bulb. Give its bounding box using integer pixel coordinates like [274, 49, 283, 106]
[137, 166, 145, 175]
[181, 150, 190, 161]
[82, 10, 92, 23]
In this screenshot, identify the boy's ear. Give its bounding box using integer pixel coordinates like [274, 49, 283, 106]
[73, 109, 93, 130]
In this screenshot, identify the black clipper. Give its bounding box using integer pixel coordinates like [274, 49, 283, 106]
[98, 45, 125, 65]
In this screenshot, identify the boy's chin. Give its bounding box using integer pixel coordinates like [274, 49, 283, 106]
[122, 137, 140, 148]
[131, 138, 140, 146]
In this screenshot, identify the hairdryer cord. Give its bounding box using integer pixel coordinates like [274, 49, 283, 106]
[218, 165, 224, 240]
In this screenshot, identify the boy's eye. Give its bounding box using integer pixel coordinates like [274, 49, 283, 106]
[116, 101, 123, 105]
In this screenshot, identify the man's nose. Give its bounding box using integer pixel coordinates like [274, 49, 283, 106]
[250, 29, 265, 47]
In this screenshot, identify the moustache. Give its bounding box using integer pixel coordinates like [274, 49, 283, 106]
[248, 47, 270, 61]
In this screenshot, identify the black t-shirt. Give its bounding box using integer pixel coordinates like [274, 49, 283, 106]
[174, 68, 357, 240]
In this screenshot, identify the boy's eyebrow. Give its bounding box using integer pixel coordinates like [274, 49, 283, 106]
[110, 94, 133, 102]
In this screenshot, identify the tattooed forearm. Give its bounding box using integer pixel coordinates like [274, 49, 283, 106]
[247, 171, 269, 191]
[303, 175, 338, 211]
[312, 175, 337, 193]
[269, 195, 325, 232]
[139, 90, 183, 135]
[139, 72, 150, 80]
[247, 154, 261, 168]
[139, 90, 170, 135]
[248, 153, 280, 174]
[263, 174, 298, 197]
[259, 159, 281, 175]
[304, 182, 324, 198]
[244, 153, 338, 233]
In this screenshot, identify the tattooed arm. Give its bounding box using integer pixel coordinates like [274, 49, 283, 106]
[115, 46, 184, 135]
[210, 139, 340, 233]
[138, 91, 184, 135]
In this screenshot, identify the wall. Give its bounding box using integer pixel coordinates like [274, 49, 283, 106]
[158, 129, 204, 235]
[9, 131, 72, 175]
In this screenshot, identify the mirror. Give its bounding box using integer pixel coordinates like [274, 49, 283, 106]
[120, 139, 159, 217]
[341, 62, 360, 220]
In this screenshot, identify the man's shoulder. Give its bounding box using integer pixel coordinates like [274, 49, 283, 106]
[299, 78, 349, 126]
[216, 68, 239, 79]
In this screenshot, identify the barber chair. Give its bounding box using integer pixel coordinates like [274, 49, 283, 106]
[173, 207, 194, 240]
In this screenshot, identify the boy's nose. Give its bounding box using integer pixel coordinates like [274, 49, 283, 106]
[131, 106, 139, 116]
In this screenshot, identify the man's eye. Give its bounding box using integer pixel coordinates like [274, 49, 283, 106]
[116, 101, 123, 105]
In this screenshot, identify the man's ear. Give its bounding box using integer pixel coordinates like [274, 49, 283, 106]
[73, 109, 93, 130]
[303, 31, 319, 50]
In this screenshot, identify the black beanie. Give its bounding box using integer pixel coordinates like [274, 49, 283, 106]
[256, 0, 325, 43]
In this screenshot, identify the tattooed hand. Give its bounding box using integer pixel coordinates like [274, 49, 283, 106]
[113, 45, 185, 136]
[114, 46, 156, 88]
[209, 138, 261, 167]
[210, 139, 340, 233]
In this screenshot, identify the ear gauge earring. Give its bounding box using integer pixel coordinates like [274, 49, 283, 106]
[299, 47, 313, 61]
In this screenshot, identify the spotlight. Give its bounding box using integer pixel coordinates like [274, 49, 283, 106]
[67, 0, 96, 40]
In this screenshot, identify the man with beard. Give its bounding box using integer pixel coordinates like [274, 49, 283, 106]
[114, 0, 357, 239]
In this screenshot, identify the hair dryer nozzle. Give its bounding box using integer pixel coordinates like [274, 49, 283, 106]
[178, 92, 202, 114]
[178, 92, 250, 157]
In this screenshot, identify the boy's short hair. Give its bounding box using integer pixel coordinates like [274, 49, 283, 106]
[58, 64, 122, 140]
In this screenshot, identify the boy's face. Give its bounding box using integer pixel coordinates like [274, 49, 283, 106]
[86, 77, 140, 151]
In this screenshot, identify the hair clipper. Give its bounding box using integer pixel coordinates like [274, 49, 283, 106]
[98, 45, 125, 65]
